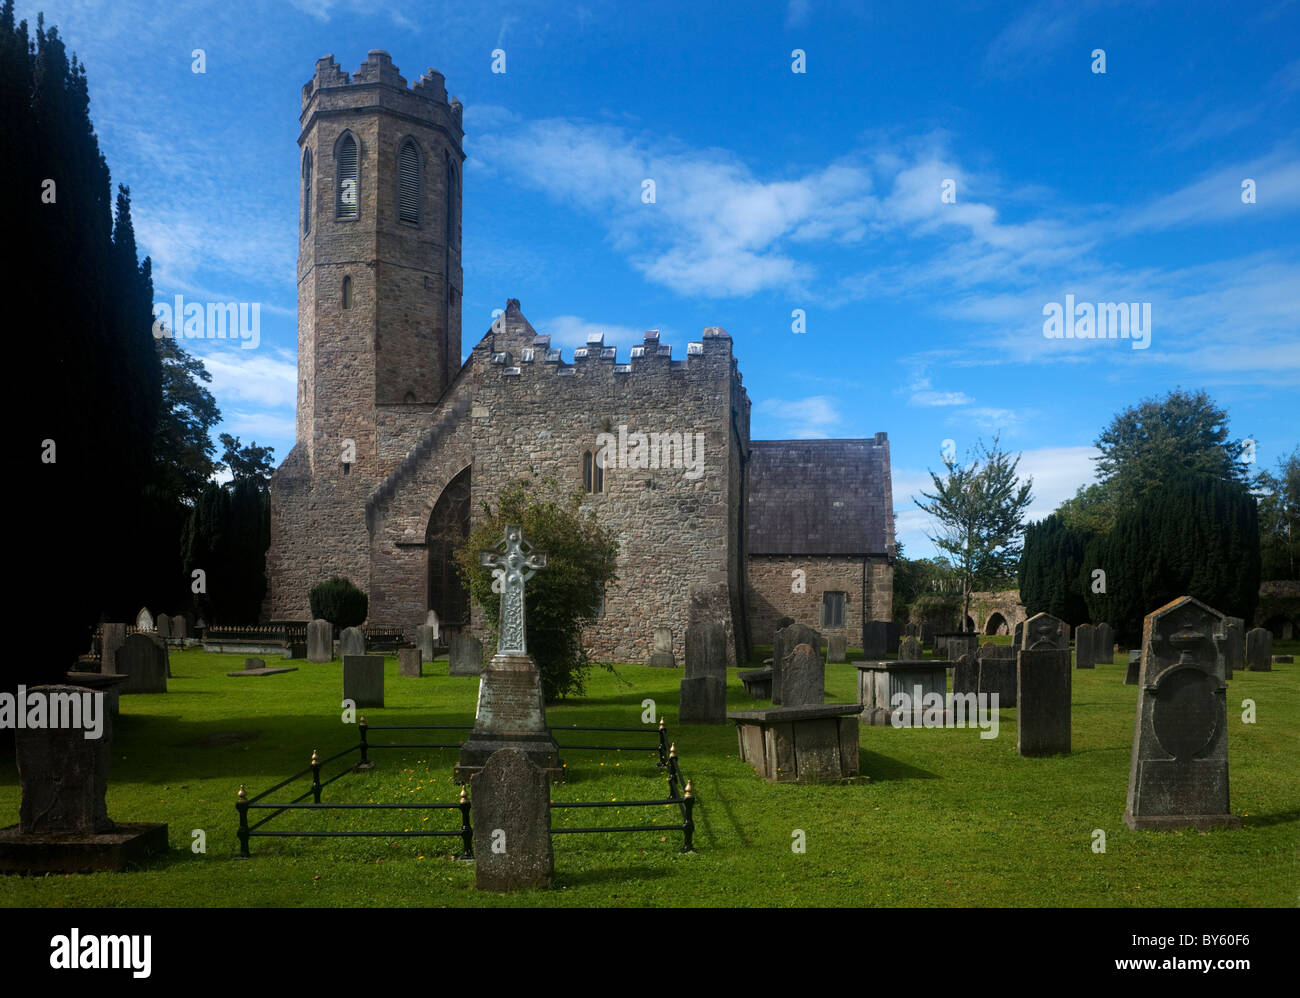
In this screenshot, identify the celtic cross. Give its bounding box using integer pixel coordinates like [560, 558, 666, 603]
[480, 525, 547, 656]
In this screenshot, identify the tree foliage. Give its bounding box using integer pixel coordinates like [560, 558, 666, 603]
[1019, 514, 1094, 625]
[1255, 447, 1299, 580]
[914, 437, 1034, 631]
[456, 480, 619, 702]
[309, 577, 369, 630]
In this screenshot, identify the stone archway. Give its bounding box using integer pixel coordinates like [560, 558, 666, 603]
[985, 612, 1008, 635]
[426, 466, 471, 625]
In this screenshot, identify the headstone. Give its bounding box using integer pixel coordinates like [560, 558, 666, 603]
[884, 622, 900, 655]
[952, 652, 979, 696]
[681, 621, 730, 724]
[1124, 649, 1142, 685]
[782, 643, 825, 707]
[827, 634, 847, 663]
[1096, 622, 1114, 663]
[181, 612, 196, 637]
[339, 626, 366, 658]
[471, 749, 553, 891]
[1273, 655, 1292, 664]
[978, 657, 1016, 708]
[977, 642, 1016, 660]
[649, 627, 675, 667]
[307, 619, 333, 662]
[415, 624, 437, 662]
[456, 526, 561, 779]
[425, 609, 441, 641]
[101, 623, 127, 675]
[343, 655, 384, 708]
[1221, 617, 1243, 678]
[1023, 612, 1069, 651]
[399, 647, 422, 678]
[116, 634, 167, 693]
[1124, 595, 1239, 830]
[172, 615, 188, 640]
[15, 687, 114, 834]
[862, 621, 890, 659]
[899, 636, 923, 660]
[226, 658, 297, 677]
[1244, 627, 1272, 672]
[449, 633, 484, 676]
[1012, 620, 1024, 653]
[772, 622, 821, 705]
[135, 607, 154, 631]
[244, 657, 265, 671]
[1074, 623, 1097, 669]
[1017, 648, 1071, 756]
[156, 614, 172, 640]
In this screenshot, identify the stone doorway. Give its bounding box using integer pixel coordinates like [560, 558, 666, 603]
[426, 466, 471, 625]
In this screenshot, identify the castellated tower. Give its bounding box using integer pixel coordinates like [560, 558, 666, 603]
[269, 51, 464, 620]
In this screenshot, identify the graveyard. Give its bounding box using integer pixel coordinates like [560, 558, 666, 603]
[2, 634, 1295, 907]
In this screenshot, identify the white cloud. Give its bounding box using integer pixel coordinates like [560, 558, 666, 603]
[754, 396, 841, 439]
[195, 349, 297, 409]
[535, 315, 660, 355]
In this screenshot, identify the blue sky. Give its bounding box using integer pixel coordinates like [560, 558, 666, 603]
[28, 0, 1299, 557]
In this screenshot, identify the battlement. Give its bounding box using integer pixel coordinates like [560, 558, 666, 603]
[486, 323, 734, 379]
[302, 51, 463, 122]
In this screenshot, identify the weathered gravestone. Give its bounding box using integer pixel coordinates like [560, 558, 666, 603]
[415, 625, 437, 663]
[0, 689, 169, 873]
[343, 655, 384, 708]
[1074, 623, 1097, 669]
[1124, 596, 1239, 831]
[156, 614, 172, 640]
[1024, 612, 1069, 651]
[244, 657, 264, 671]
[425, 609, 441, 638]
[1096, 622, 1114, 663]
[448, 633, 484, 676]
[978, 642, 1016, 660]
[649, 627, 676, 668]
[1125, 649, 1142, 685]
[1245, 627, 1272, 672]
[456, 526, 562, 780]
[899, 636, 923, 660]
[101, 623, 127, 675]
[952, 652, 979, 697]
[1013, 620, 1024, 654]
[1221, 617, 1243, 679]
[862, 620, 894, 659]
[307, 619, 333, 662]
[399, 647, 422, 678]
[172, 615, 188, 640]
[680, 620, 728, 724]
[471, 749, 553, 892]
[1017, 648, 1071, 756]
[227, 656, 297, 678]
[135, 607, 154, 631]
[772, 622, 821, 705]
[117, 634, 167, 693]
[782, 643, 824, 706]
[339, 626, 366, 658]
[827, 634, 847, 663]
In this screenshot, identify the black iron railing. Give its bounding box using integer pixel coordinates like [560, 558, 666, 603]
[236, 717, 695, 857]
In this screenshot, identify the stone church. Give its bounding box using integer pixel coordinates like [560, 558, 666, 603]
[268, 50, 896, 666]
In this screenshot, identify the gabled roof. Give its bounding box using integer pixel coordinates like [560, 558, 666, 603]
[746, 435, 894, 556]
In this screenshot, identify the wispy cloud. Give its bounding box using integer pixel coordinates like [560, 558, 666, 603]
[754, 396, 841, 439]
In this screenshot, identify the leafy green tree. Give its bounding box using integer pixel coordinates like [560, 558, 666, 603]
[1255, 448, 1299, 580]
[309, 577, 369, 630]
[890, 545, 960, 624]
[456, 480, 619, 702]
[220, 433, 276, 489]
[150, 337, 221, 503]
[914, 437, 1034, 632]
[1095, 388, 1250, 512]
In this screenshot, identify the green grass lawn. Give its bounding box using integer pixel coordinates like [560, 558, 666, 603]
[2, 642, 1296, 907]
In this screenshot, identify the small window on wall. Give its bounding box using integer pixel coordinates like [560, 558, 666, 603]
[342, 276, 352, 309]
[582, 451, 604, 494]
[823, 591, 846, 629]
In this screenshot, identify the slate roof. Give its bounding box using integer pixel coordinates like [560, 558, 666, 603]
[746, 435, 894, 556]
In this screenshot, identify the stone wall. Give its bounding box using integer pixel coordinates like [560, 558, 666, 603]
[746, 555, 892, 646]
[966, 589, 1028, 635]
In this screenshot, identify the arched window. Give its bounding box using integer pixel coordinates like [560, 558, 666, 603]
[397, 138, 421, 224]
[444, 154, 457, 244]
[336, 132, 358, 219]
[302, 150, 312, 235]
[342, 275, 352, 309]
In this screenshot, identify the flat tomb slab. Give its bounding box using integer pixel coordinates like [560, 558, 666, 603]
[226, 667, 298, 677]
[728, 704, 864, 783]
[0, 823, 168, 874]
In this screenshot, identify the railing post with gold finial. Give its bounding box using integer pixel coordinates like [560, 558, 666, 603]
[657, 716, 668, 769]
[681, 781, 696, 854]
[357, 715, 373, 770]
[457, 786, 473, 860]
[667, 742, 679, 799]
[236, 785, 250, 858]
[311, 749, 322, 803]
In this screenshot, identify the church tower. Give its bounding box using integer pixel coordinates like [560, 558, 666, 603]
[296, 50, 464, 473]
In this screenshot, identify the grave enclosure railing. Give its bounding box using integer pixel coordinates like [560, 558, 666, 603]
[236, 717, 695, 858]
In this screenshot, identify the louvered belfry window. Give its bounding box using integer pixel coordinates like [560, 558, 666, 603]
[398, 140, 421, 223]
[336, 134, 358, 219]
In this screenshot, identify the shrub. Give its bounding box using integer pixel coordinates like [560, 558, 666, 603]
[309, 577, 369, 630]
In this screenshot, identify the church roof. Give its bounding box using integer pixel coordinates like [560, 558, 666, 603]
[746, 435, 894, 556]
